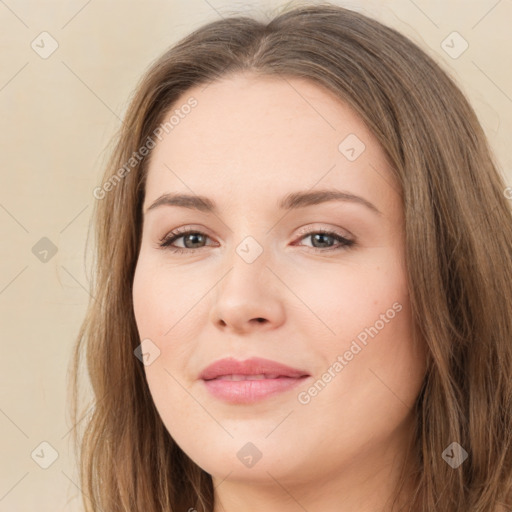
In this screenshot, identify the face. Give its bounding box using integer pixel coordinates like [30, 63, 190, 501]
[132, 73, 427, 497]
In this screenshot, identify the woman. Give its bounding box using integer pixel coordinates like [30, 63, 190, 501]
[70, 3, 512, 511]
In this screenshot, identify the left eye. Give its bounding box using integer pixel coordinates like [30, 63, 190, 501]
[158, 229, 355, 253]
[296, 230, 355, 251]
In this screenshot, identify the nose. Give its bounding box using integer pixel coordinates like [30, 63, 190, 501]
[209, 246, 286, 334]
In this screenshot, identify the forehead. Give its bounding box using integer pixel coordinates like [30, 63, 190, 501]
[143, 73, 394, 210]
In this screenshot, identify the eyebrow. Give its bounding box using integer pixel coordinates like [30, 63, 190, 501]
[144, 189, 382, 216]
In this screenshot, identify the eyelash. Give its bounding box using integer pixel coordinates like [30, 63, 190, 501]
[158, 227, 355, 254]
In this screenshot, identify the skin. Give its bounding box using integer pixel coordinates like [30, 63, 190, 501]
[132, 73, 428, 511]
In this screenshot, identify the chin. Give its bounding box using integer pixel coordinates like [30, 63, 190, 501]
[176, 432, 315, 486]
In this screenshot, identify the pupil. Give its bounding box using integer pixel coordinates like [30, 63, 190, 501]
[185, 233, 204, 248]
[313, 233, 333, 248]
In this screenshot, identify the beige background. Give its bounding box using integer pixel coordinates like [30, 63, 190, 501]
[0, 0, 511, 510]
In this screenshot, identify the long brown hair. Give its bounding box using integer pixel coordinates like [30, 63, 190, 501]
[69, 2, 512, 510]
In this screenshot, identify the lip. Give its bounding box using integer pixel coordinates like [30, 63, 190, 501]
[199, 357, 310, 404]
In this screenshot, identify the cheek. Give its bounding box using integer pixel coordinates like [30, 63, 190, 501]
[294, 251, 408, 339]
[301, 251, 423, 403]
[132, 260, 203, 440]
[132, 259, 158, 334]
[132, 257, 197, 338]
[132, 257, 206, 378]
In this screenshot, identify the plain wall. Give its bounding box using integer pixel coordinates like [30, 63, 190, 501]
[1, 0, 511, 510]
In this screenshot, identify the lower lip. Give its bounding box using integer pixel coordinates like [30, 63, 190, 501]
[202, 376, 309, 404]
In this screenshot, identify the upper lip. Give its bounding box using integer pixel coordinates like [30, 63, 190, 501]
[199, 357, 310, 380]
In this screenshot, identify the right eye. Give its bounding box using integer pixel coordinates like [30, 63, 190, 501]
[158, 229, 214, 254]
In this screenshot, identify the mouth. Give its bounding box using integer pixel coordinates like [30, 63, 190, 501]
[211, 373, 293, 381]
[199, 357, 310, 404]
